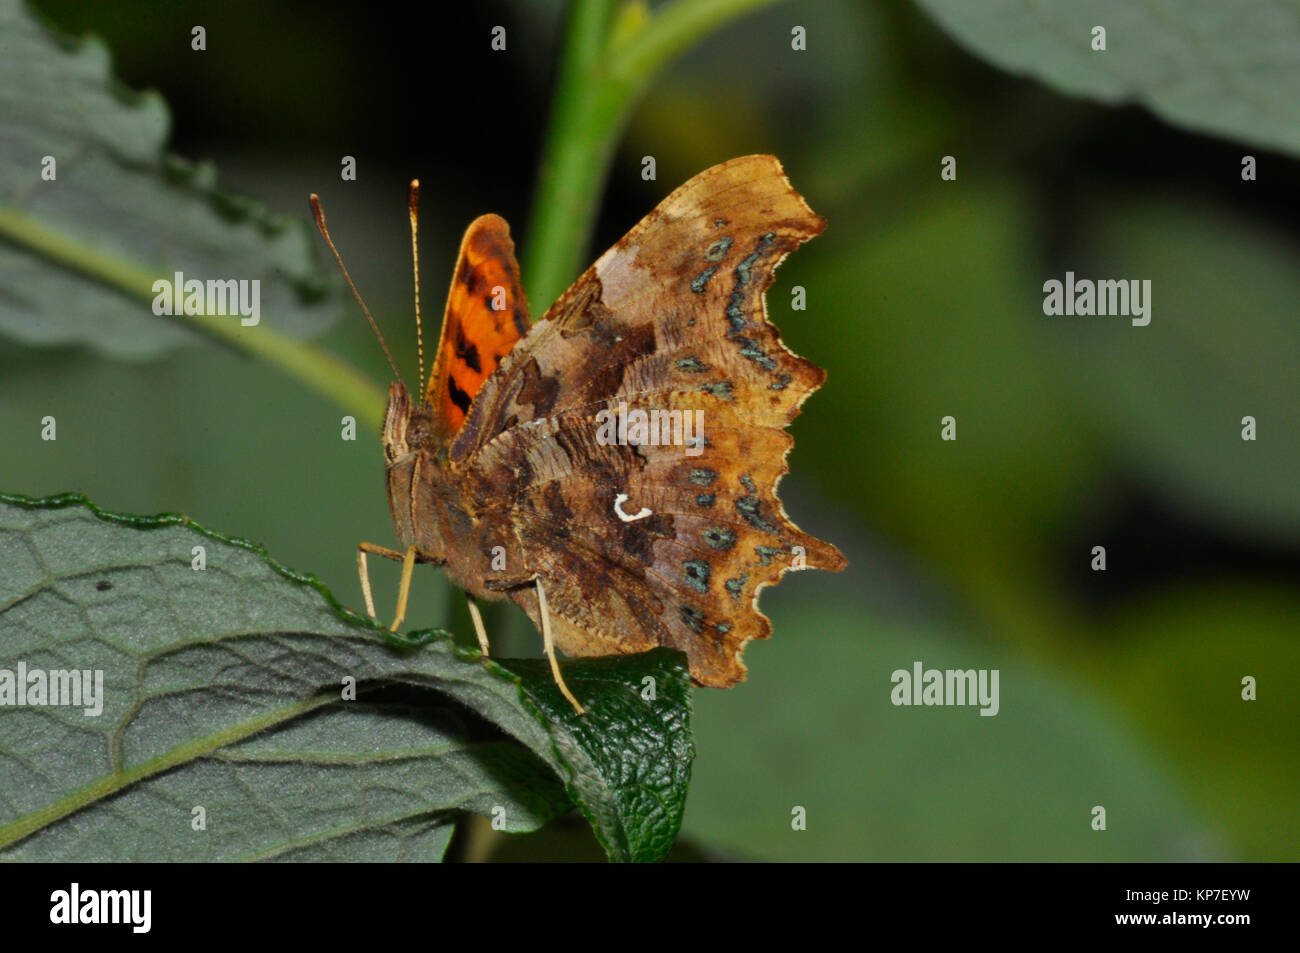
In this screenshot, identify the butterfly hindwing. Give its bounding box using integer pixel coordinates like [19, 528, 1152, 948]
[474, 413, 843, 685]
[426, 213, 530, 438]
[456, 155, 845, 685]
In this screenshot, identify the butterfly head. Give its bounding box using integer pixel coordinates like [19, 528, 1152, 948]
[380, 380, 453, 563]
[381, 380, 439, 464]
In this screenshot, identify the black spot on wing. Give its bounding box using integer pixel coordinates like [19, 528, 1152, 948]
[453, 324, 482, 373]
[448, 377, 472, 414]
[679, 604, 705, 633]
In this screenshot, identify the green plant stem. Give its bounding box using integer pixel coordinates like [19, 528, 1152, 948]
[0, 207, 387, 431]
[523, 0, 619, 310]
[612, 0, 781, 84]
[523, 0, 782, 310]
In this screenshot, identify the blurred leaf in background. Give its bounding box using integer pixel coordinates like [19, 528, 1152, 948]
[915, 0, 1300, 156]
[0, 0, 339, 357]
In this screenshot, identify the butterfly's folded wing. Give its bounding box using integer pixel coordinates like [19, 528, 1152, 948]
[425, 214, 531, 439]
[456, 155, 845, 685]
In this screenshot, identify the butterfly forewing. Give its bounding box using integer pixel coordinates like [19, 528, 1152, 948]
[426, 213, 531, 438]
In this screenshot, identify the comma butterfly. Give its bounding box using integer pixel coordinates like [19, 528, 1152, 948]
[311, 154, 846, 713]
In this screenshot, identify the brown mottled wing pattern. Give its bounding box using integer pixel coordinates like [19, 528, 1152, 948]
[425, 214, 531, 438]
[456, 155, 845, 686]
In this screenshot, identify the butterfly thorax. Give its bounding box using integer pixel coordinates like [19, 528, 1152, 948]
[382, 380, 523, 599]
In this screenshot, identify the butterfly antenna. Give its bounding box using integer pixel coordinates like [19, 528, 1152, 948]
[309, 193, 405, 386]
[408, 179, 425, 395]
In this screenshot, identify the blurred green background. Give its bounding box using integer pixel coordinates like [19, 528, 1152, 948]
[2, 0, 1297, 860]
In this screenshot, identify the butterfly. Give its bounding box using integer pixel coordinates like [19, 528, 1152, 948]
[310, 154, 846, 714]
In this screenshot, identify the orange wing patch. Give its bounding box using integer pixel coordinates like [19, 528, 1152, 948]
[426, 214, 531, 436]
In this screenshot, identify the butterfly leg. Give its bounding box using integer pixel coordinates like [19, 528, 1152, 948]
[535, 577, 586, 716]
[356, 541, 408, 619]
[482, 573, 585, 715]
[389, 544, 421, 632]
[356, 541, 438, 631]
[465, 595, 490, 656]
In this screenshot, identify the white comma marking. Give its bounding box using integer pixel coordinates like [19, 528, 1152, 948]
[613, 493, 653, 523]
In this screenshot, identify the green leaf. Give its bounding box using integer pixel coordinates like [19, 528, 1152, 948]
[790, 183, 1100, 645]
[684, 600, 1219, 860]
[0, 493, 694, 862]
[0, 0, 337, 358]
[1095, 584, 1300, 861]
[914, 0, 1300, 156]
[1055, 195, 1300, 539]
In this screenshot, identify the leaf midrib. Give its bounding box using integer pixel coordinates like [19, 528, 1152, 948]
[0, 690, 335, 850]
